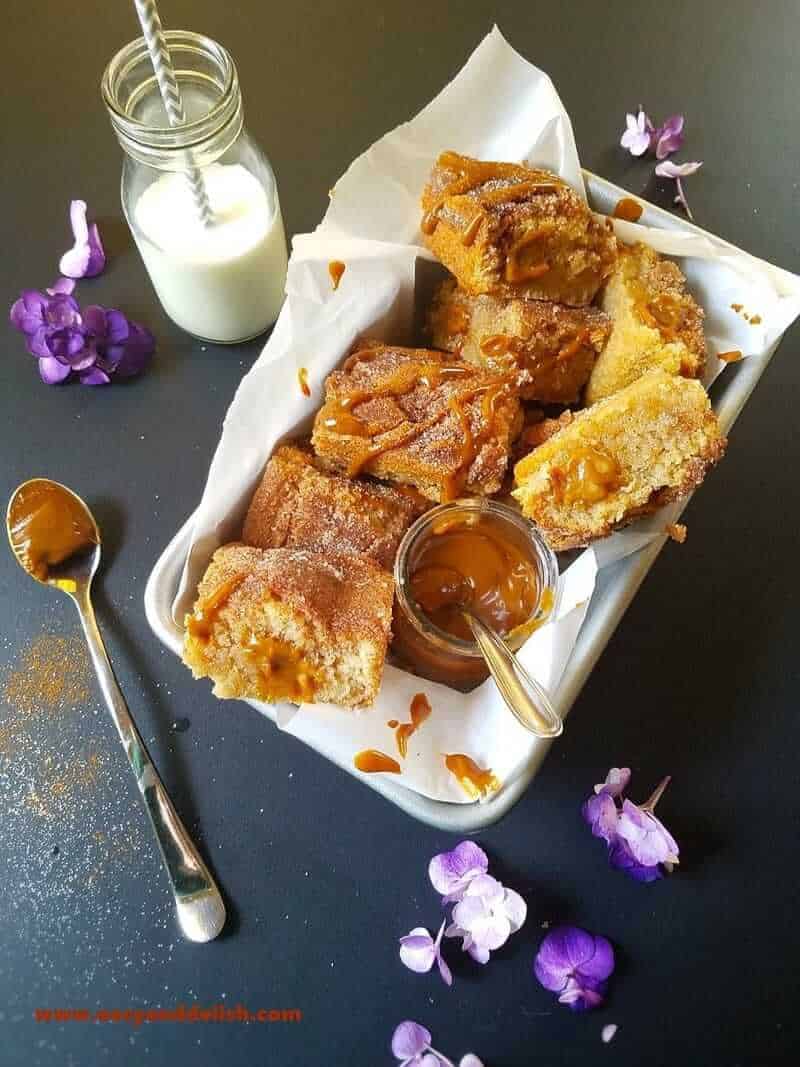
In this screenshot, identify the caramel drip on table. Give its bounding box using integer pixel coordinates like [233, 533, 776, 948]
[186, 574, 246, 640]
[328, 260, 346, 290]
[612, 197, 643, 222]
[354, 749, 402, 774]
[8, 481, 97, 584]
[718, 349, 743, 363]
[445, 753, 500, 799]
[298, 366, 311, 397]
[391, 693, 432, 759]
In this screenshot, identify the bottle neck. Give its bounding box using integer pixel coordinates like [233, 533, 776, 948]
[102, 30, 243, 171]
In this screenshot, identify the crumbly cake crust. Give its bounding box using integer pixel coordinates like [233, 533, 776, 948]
[586, 241, 706, 404]
[242, 444, 425, 570]
[420, 152, 617, 306]
[428, 278, 612, 404]
[513, 370, 726, 550]
[311, 343, 523, 502]
[182, 544, 394, 708]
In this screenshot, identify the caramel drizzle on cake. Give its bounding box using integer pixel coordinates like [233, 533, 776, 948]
[321, 351, 516, 498]
[421, 152, 561, 236]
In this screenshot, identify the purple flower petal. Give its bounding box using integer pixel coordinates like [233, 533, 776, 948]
[557, 976, 605, 1012]
[47, 277, 76, 296]
[46, 293, 81, 329]
[27, 327, 54, 359]
[45, 326, 88, 366]
[459, 1056, 485, 1067]
[654, 114, 685, 160]
[655, 159, 703, 178]
[467, 941, 490, 965]
[59, 200, 106, 279]
[104, 308, 130, 345]
[594, 767, 631, 797]
[620, 109, 653, 157]
[38, 355, 72, 385]
[429, 841, 488, 901]
[111, 321, 155, 379]
[391, 1021, 432, 1059]
[10, 290, 48, 335]
[502, 887, 527, 933]
[82, 304, 108, 337]
[86, 223, 106, 277]
[582, 791, 619, 845]
[79, 366, 111, 386]
[616, 797, 679, 868]
[608, 839, 663, 882]
[59, 243, 92, 280]
[399, 929, 437, 974]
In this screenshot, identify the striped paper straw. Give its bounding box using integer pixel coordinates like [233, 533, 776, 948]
[133, 0, 214, 226]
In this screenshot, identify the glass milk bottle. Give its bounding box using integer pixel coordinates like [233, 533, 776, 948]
[102, 31, 287, 343]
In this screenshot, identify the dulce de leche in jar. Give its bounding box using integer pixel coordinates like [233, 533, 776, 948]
[393, 500, 559, 687]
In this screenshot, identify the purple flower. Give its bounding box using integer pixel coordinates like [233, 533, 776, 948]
[445, 873, 526, 964]
[59, 199, 106, 279]
[655, 159, 703, 219]
[653, 114, 685, 160]
[429, 841, 489, 904]
[534, 926, 615, 1012]
[399, 920, 453, 987]
[583, 770, 680, 882]
[620, 109, 655, 156]
[10, 285, 82, 358]
[83, 305, 155, 379]
[582, 791, 619, 845]
[9, 284, 155, 387]
[391, 1021, 484, 1067]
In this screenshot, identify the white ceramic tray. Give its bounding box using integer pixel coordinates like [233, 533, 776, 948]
[144, 171, 784, 831]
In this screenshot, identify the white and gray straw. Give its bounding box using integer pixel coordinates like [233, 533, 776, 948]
[133, 0, 214, 226]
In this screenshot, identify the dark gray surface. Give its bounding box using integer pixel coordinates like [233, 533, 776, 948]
[1, 1, 798, 1064]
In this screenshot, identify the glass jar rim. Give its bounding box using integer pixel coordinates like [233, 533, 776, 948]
[393, 498, 560, 660]
[101, 30, 240, 153]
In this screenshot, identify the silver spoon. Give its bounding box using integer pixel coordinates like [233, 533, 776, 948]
[7, 478, 225, 943]
[463, 610, 563, 739]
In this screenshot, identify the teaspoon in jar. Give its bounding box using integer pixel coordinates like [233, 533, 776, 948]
[463, 609, 563, 739]
[6, 478, 226, 943]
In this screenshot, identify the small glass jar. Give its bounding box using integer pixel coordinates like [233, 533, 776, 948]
[393, 499, 560, 689]
[102, 31, 287, 343]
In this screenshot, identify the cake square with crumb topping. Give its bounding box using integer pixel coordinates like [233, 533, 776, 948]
[182, 544, 394, 709]
[513, 370, 726, 551]
[585, 241, 706, 404]
[311, 343, 523, 502]
[428, 278, 612, 405]
[242, 444, 425, 570]
[420, 151, 617, 306]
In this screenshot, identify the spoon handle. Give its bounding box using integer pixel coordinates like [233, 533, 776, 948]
[74, 589, 226, 942]
[467, 614, 564, 739]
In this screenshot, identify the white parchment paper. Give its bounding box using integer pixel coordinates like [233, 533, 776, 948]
[173, 27, 800, 804]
